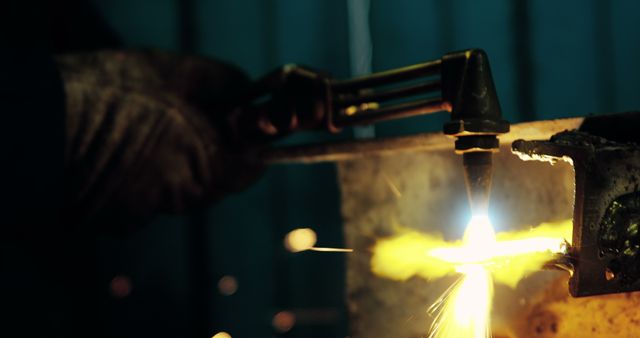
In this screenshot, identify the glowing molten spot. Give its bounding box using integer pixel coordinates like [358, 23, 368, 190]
[371, 218, 572, 338]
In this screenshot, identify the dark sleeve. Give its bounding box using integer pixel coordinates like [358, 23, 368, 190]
[57, 51, 264, 234]
[0, 49, 65, 239]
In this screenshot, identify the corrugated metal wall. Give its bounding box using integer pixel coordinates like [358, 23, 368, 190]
[91, 1, 640, 337]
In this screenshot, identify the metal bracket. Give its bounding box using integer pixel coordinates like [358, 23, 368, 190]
[513, 125, 640, 297]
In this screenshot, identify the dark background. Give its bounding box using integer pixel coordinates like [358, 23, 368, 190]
[83, 0, 640, 337]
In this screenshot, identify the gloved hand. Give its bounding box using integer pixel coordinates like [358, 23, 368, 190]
[56, 50, 264, 233]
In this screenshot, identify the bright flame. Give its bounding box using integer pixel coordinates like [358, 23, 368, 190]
[371, 219, 571, 286]
[371, 218, 572, 337]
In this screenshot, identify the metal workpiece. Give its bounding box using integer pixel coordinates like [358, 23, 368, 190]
[512, 121, 640, 297]
[264, 117, 582, 163]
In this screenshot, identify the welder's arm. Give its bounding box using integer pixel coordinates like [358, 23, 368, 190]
[57, 50, 265, 232]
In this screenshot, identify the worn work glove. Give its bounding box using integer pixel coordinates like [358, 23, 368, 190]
[56, 50, 264, 233]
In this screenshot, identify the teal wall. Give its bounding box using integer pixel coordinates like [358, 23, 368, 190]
[90, 1, 640, 337]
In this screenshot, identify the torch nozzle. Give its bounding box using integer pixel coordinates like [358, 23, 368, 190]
[462, 152, 493, 217]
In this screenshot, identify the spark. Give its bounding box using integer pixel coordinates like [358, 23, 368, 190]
[284, 228, 353, 253]
[371, 218, 573, 337]
[284, 228, 317, 252]
[383, 173, 402, 198]
[309, 247, 354, 253]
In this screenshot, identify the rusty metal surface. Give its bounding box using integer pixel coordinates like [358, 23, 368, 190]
[512, 275, 640, 338]
[513, 130, 640, 297]
[338, 145, 575, 337]
[266, 117, 583, 164]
